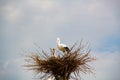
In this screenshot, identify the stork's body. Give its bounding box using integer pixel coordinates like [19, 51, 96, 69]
[56, 38, 70, 53]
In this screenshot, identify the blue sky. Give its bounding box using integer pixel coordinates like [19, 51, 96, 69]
[0, 0, 120, 80]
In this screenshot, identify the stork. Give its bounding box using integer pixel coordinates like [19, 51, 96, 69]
[56, 37, 70, 53]
[52, 48, 57, 57]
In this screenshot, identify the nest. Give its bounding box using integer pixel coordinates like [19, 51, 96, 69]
[24, 43, 95, 80]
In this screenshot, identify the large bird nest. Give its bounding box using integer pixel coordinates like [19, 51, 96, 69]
[24, 42, 95, 80]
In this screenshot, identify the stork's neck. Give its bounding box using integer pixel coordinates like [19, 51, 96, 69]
[57, 40, 60, 45]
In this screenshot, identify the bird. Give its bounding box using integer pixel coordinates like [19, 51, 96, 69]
[52, 48, 57, 57]
[56, 37, 70, 53]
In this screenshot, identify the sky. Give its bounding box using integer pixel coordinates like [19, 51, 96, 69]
[0, 0, 120, 80]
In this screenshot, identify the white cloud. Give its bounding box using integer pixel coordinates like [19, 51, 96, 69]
[1, 0, 119, 51]
[3, 61, 9, 70]
[27, 0, 56, 11]
[80, 50, 120, 80]
[0, 61, 9, 80]
[2, 2, 23, 24]
[92, 51, 120, 80]
[1, 0, 119, 61]
[0, 58, 33, 80]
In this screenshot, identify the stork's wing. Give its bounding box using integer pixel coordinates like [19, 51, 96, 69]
[60, 43, 67, 47]
[64, 47, 70, 52]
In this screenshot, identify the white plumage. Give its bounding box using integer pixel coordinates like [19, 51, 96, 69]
[56, 37, 70, 53]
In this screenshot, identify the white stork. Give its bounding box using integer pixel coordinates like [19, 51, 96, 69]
[52, 48, 57, 57]
[56, 37, 70, 53]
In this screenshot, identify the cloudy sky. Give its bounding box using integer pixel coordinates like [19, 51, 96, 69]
[0, 0, 120, 80]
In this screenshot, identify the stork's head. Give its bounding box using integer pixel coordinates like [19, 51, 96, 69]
[53, 48, 56, 53]
[56, 37, 60, 43]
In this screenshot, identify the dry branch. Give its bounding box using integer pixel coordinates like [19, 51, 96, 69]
[24, 43, 95, 80]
